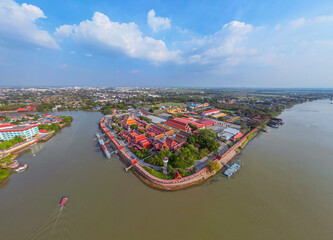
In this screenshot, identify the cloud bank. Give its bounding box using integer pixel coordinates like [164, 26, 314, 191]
[0, 0, 59, 49]
[55, 12, 179, 62]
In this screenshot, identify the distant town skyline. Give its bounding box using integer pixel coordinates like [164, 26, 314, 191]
[1, 0, 333, 88]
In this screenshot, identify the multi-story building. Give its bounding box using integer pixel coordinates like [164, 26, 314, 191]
[0, 124, 39, 140]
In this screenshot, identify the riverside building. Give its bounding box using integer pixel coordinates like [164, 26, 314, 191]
[0, 124, 39, 140]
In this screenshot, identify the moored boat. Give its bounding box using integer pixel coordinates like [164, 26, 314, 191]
[13, 164, 28, 172]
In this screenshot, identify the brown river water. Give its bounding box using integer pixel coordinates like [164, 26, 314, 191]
[0, 99, 332, 240]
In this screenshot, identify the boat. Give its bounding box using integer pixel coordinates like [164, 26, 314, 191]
[59, 196, 68, 207]
[263, 129, 270, 133]
[13, 164, 28, 172]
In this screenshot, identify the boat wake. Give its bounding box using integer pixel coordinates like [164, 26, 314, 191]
[30, 205, 71, 240]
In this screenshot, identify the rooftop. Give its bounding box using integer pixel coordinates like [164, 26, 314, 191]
[0, 124, 38, 132]
[202, 109, 220, 114]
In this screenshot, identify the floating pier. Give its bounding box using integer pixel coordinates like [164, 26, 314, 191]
[223, 163, 241, 179]
[96, 133, 111, 159]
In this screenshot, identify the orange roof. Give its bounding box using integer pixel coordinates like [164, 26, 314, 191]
[155, 134, 165, 141]
[121, 115, 137, 125]
[232, 132, 243, 140]
[165, 130, 175, 137]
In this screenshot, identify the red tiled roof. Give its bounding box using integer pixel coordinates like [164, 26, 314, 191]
[0, 124, 15, 128]
[173, 118, 205, 128]
[202, 109, 220, 114]
[195, 119, 216, 127]
[135, 134, 146, 142]
[174, 172, 182, 179]
[0, 124, 38, 132]
[174, 134, 186, 143]
[165, 137, 174, 145]
[232, 132, 243, 140]
[129, 132, 138, 138]
[165, 118, 191, 131]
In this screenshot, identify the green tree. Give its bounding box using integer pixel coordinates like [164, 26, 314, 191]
[188, 123, 198, 131]
[207, 160, 220, 172]
[61, 116, 73, 123]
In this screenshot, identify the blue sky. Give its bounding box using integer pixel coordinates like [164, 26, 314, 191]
[1, 0, 333, 87]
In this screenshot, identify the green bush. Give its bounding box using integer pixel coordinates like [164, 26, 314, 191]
[0, 168, 9, 182]
[207, 160, 220, 172]
[61, 116, 73, 123]
[38, 123, 61, 132]
[138, 116, 152, 123]
[0, 136, 24, 150]
[133, 148, 150, 160]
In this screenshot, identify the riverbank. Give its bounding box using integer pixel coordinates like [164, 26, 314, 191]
[100, 117, 258, 191]
[0, 121, 72, 184]
[0, 133, 52, 184]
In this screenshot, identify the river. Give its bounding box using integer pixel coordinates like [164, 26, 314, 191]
[0, 100, 332, 240]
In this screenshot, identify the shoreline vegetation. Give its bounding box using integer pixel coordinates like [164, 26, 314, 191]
[0, 116, 73, 184]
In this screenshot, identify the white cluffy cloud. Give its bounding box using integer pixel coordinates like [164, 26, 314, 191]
[55, 24, 76, 39]
[187, 21, 255, 65]
[0, 0, 59, 49]
[55, 12, 179, 62]
[147, 9, 171, 32]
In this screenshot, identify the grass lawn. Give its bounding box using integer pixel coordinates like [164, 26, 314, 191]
[228, 116, 241, 122]
[221, 110, 236, 114]
[0, 168, 10, 183]
[142, 166, 172, 180]
[182, 171, 196, 177]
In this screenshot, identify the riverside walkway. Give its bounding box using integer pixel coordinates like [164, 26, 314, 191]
[0, 132, 53, 155]
[100, 117, 257, 190]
